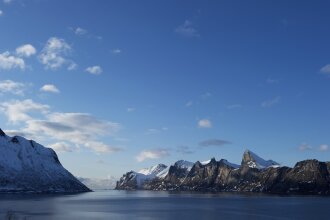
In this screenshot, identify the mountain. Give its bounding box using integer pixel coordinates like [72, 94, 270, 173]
[116, 164, 167, 190]
[242, 150, 279, 169]
[116, 150, 330, 195]
[0, 128, 90, 193]
[78, 176, 117, 190]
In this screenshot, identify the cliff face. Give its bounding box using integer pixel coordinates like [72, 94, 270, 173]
[116, 150, 330, 195]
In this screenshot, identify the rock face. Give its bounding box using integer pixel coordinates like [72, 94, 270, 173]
[0, 128, 90, 193]
[116, 150, 330, 195]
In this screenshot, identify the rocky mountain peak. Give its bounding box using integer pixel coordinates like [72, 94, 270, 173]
[241, 149, 279, 169]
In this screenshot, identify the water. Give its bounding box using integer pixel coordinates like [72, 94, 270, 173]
[0, 190, 329, 219]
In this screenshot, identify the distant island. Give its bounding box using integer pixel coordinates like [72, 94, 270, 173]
[116, 150, 330, 195]
[0, 128, 90, 193]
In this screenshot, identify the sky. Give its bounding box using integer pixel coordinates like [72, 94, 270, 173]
[0, 0, 329, 179]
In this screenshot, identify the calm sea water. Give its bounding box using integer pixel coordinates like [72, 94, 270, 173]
[0, 190, 329, 219]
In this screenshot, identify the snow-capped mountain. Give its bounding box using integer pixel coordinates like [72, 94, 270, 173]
[138, 164, 168, 176]
[116, 164, 167, 189]
[0, 128, 90, 193]
[242, 150, 279, 169]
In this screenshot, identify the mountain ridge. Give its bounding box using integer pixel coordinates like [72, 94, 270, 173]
[116, 150, 330, 195]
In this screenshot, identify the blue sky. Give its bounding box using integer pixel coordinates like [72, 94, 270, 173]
[0, 0, 329, 178]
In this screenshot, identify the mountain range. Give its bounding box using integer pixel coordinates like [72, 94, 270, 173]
[116, 150, 330, 195]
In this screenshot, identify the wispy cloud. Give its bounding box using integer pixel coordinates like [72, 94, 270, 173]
[49, 142, 75, 153]
[16, 44, 36, 58]
[298, 143, 312, 151]
[261, 96, 281, 108]
[0, 10, 3, 16]
[3, 0, 13, 4]
[185, 101, 193, 107]
[40, 84, 60, 93]
[0, 51, 25, 70]
[320, 64, 330, 76]
[176, 145, 194, 154]
[226, 104, 242, 110]
[266, 78, 279, 84]
[175, 20, 199, 37]
[39, 37, 75, 70]
[86, 65, 103, 75]
[198, 119, 212, 128]
[136, 148, 170, 162]
[0, 80, 30, 96]
[73, 27, 87, 36]
[319, 144, 329, 152]
[111, 49, 121, 54]
[199, 139, 231, 147]
[200, 92, 211, 99]
[127, 107, 135, 112]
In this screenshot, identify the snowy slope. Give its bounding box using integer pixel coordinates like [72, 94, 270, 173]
[157, 160, 194, 178]
[242, 150, 280, 169]
[129, 164, 167, 187]
[201, 158, 240, 168]
[0, 128, 90, 193]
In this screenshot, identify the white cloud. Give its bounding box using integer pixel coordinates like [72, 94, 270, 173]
[319, 144, 329, 152]
[74, 27, 87, 35]
[39, 37, 73, 70]
[0, 10, 3, 16]
[198, 119, 212, 128]
[0, 99, 122, 154]
[0, 51, 25, 70]
[25, 112, 121, 153]
[86, 65, 102, 75]
[261, 96, 281, 108]
[49, 142, 74, 153]
[298, 143, 312, 151]
[40, 84, 60, 93]
[127, 107, 135, 112]
[111, 49, 121, 54]
[175, 20, 199, 37]
[136, 148, 170, 162]
[67, 62, 77, 71]
[0, 99, 49, 123]
[320, 64, 330, 75]
[3, 0, 13, 4]
[16, 44, 36, 57]
[0, 80, 29, 96]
